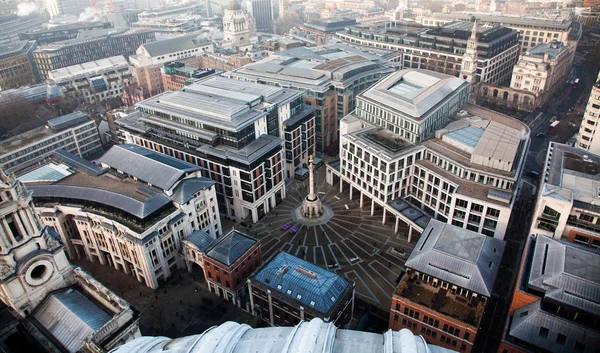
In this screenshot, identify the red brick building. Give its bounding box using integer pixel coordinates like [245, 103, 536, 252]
[183, 229, 262, 307]
[390, 220, 505, 353]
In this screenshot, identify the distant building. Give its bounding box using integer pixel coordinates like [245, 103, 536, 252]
[43, 0, 87, 18]
[0, 15, 47, 45]
[112, 317, 457, 353]
[390, 220, 505, 353]
[129, 33, 213, 96]
[510, 40, 574, 107]
[530, 142, 600, 248]
[21, 145, 222, 290]
[577, 71, 600, 153]
[249, 252, 355, 327]
[47, 56, 134, 105]
[33, 29, 155, 81]
[132, 5, 205, 38]
[223, 0, 257, 48]
[337, 21, 520, 86]
[247, 0, 274, 33]
[117, 76, 315, 221]
[418, 12, 582, 53]
[161, 62, 217, 91]
[0, 111, 102, 171]
[0, 168, 140, 353]
[498, 234, 599, 353]
[0, 41, 37, 91]
[298, 18, 357, 44]
[120, 82, 150, 108]
[0, 83, 62, 108]
[18, 21, 113, 45]
[183, 229, 262, 307]
[228, 44, 394, 151]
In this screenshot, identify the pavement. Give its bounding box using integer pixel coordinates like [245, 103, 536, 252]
[231, 165, 417, 312]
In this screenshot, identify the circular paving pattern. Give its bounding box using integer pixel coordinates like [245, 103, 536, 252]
[248, 166, 418, 311]
[291, 202, 334, 226]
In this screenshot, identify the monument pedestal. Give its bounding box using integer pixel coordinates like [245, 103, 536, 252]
[302, 196, 322, 217]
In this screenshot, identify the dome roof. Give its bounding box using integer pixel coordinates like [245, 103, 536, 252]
[109, 318, 457, 353]
[226, 0, 241, 11]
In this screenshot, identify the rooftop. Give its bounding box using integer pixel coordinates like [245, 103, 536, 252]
[527, 40, 570, 61]
[33, 287, 113, 353]
[206, 230, 257, 266]
[526, 235, 600, 316]
[0, 40, 34, 59]
[427, 12, 575, 30]
[111, 318, 457, 353]
[138, 33, 211, 57]
[35, 28, 153, 52]
[404, 220, 505, 297]
[252, 252, 352, 316]
[359, 69, 468, 119]
[48, 56, 129, 82]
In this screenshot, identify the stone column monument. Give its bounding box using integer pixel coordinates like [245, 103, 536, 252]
[302, 155, 322, 217]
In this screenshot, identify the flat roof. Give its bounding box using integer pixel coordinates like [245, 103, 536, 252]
[0, 40, 34, 59]
[405, 219, 505, 296]
[252, 252, 352, 316]
[528, 40, 570, 60]
[427, 12, 574, 30]
[48, 56, 129, 82]
[359, 69, 468, 120]
[35, 28, 153, 52]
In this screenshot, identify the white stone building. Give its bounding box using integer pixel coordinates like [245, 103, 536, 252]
[117, 76, 316, 223]
[48, 56, 134, 105]
[577, 72, 600, 153]
[18, 145, 222, 289]
[328, 69, 530, 240]
[510, 40, 574, 107]
[222, 0, 257, 49]
[0, 167, 140, 352]
[530, 142, 600, 249]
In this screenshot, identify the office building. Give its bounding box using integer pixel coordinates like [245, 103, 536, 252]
[0, 15, 47, 45]
[0, 111, 102, 172]
[390, 220, 505, 353]
[418, 12, 581, 53]
[510, 40, 574, 107]
[116, 77, 315, 222]
[338, 21, 520, 86]
[247, 0, 274, 33]
[297, 18, 357, 44]
[113, 317, 457, 353]
[577, 71, 600, 153]
[0, 167, 140, 353]
[183, 229, 262, 307]
[0, 83, 62, 108]
[530, 142, 600, 248]
[129, 34, 213, 96]
[248, 252, 355, 327]
[228, 44, 394, 151]
[0, 41, 37, 91]
[19, 145, 222, 290]
[43, 0, 87, 18]
[33, 28, 155, 81]
[161, 62, 217, 91]
[47, 56, 134, 105]
[498, 235, 599, 353]
[18, 21, 113, 45]
[329, 69, 530, 239]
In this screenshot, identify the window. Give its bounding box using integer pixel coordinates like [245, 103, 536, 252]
[556, 334, 566, 346]
[574, 341, 586, 352]
[464, 332, 470, 340]
[538, 327, 549, 338]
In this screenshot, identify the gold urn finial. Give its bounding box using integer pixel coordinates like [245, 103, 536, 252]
[309, 154, 313, 164]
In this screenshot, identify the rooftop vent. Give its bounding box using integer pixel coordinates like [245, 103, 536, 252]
[296, 266, 317, 279]
[278, 265, 289, 276]
[457, 110, 468, 117]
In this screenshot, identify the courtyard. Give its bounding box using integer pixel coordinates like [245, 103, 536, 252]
[240, 165, 418, 311]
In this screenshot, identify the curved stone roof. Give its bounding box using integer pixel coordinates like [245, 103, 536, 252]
[109, 318, 457, 353]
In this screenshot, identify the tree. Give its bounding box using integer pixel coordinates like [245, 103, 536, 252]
[0, 93, 37, 135]
[273, 12, 302, 35]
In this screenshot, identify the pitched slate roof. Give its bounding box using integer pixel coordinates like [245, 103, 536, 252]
[98, 144, 199, 191]
[405, 220, 505, 297]
[171, 177, 215, 205]
[183, 230, 215, 252]
[206, 230, 256, 266]
[140, 33, 211, 57]
[34, 287, 112, 353]
[251, 252, 352, 317]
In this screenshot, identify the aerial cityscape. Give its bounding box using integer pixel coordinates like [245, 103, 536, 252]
[0, 0, 598, 351]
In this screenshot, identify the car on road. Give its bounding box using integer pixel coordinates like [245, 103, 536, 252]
[536, 133, 545, 138]
[290, 226, 299, 234]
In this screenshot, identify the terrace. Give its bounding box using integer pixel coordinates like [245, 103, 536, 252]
[398, 273, 485, 327]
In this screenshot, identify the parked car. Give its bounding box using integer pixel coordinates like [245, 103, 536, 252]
[282, 223, 292, 230]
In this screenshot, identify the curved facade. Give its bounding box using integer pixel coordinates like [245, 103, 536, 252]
[110, 318, 456, 353]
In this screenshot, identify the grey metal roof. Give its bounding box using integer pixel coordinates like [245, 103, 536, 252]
[47, 111, 91, 131]
[184, 230, 216, 252]
[528, 40, 569, 60]
[29, 184, 171, 219]
[0, 40, 34, 59]
[360, 69, 468, 120]
[206, 230, 256, 266]
[140, 33, 211, 57]
[527, 235, 600, 316]
[251, 252, 352, 316]
[53, 149, 104, 176]
[171, 177, 215, 205]
[429, 12, 574, 30]
[509, 301, 599, 353]
[405, 220, 505, 296]
[98, 144, 199, 191]
[197, 134, 283, 165]
[34, 287, 112, 353]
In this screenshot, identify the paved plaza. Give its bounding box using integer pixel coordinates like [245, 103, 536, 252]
[243, 166, 418, 311]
